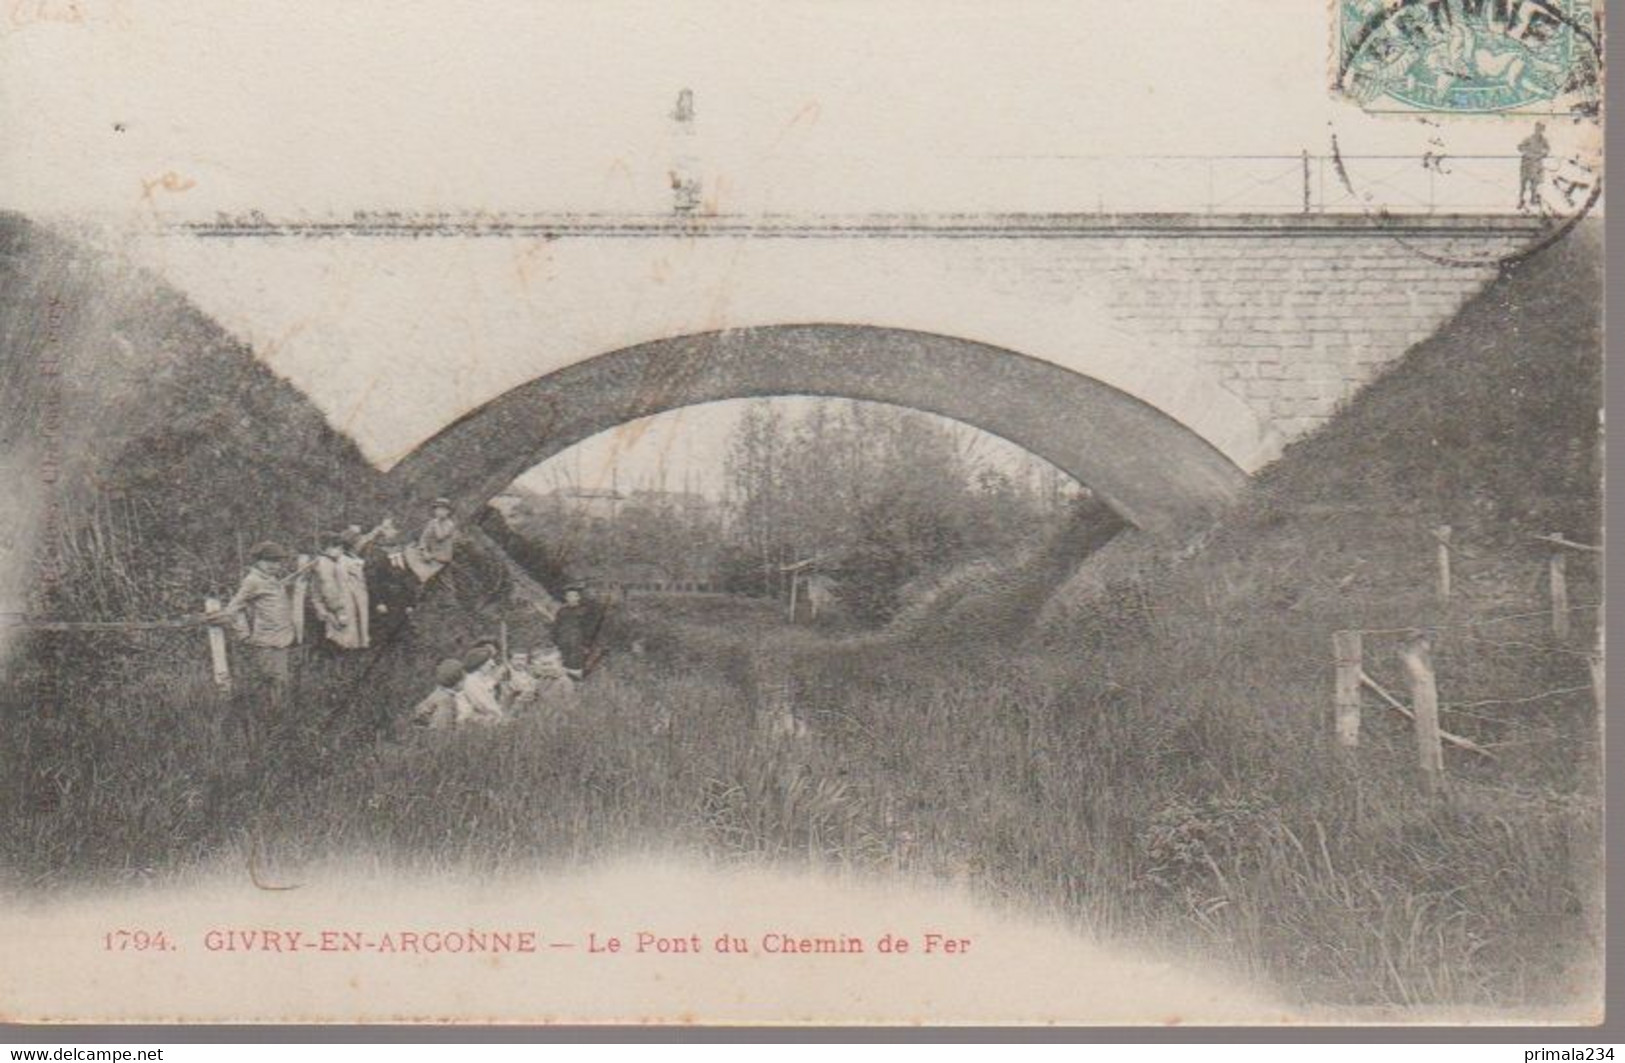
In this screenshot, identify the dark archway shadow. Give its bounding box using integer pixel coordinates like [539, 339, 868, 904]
[386, 324, 1247, 538]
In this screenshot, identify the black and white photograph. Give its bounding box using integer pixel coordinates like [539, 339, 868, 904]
[0, 0, 1607, 1028]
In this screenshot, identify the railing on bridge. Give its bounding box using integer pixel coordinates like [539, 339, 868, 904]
[184, 153, 1588, 236]
[1169, 154, 1523, 215]
[717, 151, 1568, 217]
[956, 153, 1549, 216]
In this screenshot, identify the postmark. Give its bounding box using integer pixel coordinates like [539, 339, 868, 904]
[1329, 0, 1602, 266]
[1336, 0, 1599, 115]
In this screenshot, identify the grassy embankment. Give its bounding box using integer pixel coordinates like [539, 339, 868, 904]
[265, 226, 1604, 1012]
[0, 218, 1602, 1014]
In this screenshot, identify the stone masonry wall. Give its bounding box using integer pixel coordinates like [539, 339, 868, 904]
[957, 228, 1515, 443]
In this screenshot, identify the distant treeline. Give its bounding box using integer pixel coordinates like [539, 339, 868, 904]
[494, 400, 1083, 625]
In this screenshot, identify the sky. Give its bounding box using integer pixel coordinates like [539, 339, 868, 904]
[4, 0, 1570, 217]
[0, 1, 1597, 492]
[1, 2, 1325, 214]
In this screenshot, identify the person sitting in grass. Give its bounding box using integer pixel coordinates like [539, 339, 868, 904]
[456, 646, 507, 725]
[408, 658, 467, 731]
[465, 633, 516, 701]
[404, 497, 460, 584]
[531, 644, 574, 689]
[509, 643, 575, 717]
[503, 651, 536, 710]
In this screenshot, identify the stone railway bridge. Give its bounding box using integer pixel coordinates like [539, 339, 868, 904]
[186, 212, 1537, 540]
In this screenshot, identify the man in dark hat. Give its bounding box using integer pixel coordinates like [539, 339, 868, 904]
[550, 583, 600, 680]
[420, 498, 458, 565]
[359, 517, 416, 646]
[211, 540, 298, 727]
[408, 658, 468, 731]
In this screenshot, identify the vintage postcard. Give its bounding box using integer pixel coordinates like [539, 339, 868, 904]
[0, 0, 1605, 1027]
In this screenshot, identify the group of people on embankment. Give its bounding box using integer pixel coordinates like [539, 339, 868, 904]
[208, 497, 465, 707]
[207, 495, 607, 736]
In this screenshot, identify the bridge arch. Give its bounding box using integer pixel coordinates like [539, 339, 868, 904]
[387, 324, 1248, 538]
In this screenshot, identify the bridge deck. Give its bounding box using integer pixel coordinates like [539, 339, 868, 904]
[179, 212, 1552, 240]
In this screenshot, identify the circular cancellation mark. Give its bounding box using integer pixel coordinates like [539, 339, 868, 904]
[1330, 0, 1602, 267]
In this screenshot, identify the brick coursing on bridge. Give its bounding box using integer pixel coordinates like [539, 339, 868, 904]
[959, 234, 1510, 442]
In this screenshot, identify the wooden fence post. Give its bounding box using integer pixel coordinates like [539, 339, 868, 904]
[1333, 630, 1362, 748]
[1433, 525, 1452, 601]
[1399, 632, 1444, 795]
[1549, 541, 1570, 640]
[787, 573, 799, 623]
[204, 597, 231, 692]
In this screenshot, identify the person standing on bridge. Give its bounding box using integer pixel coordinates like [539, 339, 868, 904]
[1518, 122, 1550, 212]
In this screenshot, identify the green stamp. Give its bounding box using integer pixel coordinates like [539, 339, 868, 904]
[1339, 0, 1598, 113]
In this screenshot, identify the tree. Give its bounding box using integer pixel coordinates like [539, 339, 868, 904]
[721, 399, 1073, 624]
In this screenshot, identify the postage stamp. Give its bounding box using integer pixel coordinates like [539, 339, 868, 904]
[1328, 0, 1603, 266]
[1337, 0, 1600, 114]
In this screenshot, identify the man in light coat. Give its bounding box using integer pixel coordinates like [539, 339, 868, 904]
[311, 534, 363, 651]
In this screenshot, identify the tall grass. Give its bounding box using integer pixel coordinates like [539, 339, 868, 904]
[0, 228, 1603, 1013]
[1, 580, 1598, 1014]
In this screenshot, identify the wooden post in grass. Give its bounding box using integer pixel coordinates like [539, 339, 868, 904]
[1433, 525, 1452, 601]
[204, 597, 231, 692]
[1549, 541, 1571, 641]
[787, 572, 799, 623]
[1399, 632, 1444, 794]
[1333, 629, 1362, 748]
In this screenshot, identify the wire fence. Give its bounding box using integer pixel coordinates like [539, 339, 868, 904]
[1040, 154, 1537, 215]
[1330, 526, 1602, 787]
